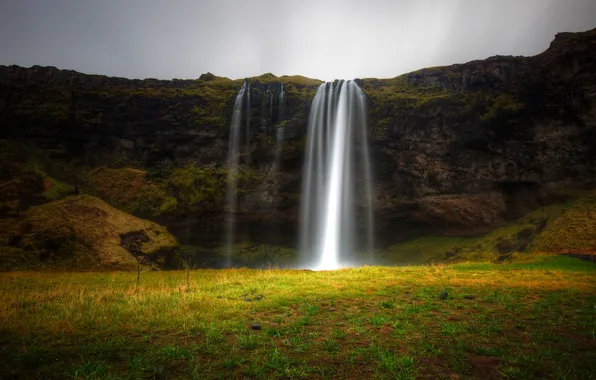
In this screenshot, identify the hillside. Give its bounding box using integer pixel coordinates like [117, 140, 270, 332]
[1, 194, 179, 271]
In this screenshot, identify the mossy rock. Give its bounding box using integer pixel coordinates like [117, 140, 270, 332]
[20, 195, 178, 270]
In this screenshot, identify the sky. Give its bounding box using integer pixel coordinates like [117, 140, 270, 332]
[0, 0, 595, 82]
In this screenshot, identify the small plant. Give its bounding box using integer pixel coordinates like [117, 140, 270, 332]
[370, 314, 390, 327]
[237, 334, 260, 350]
[221, 354, 245, 370]
[379, 300, 396, 309]
[205, 327, 225, 344]
[304, 303, 321, 316]
[440, 323, 467, 336]
[161, 344, 190, 360]
[321, 338, 340, 353]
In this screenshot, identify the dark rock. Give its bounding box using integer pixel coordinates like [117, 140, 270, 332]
[496, 239, 515, 254]
[463, 295, 476, 300]
[250, 323, 262, 330]
[242, 294, 264, 302]
[516, 227, 534, 239]
[439, 290, 449, 300]
[445, 250, 457, 258]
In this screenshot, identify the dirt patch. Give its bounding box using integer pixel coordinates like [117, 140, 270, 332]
[469, 354, 503, 379]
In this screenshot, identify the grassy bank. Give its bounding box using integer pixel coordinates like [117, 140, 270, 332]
[1, 256, 595, 379]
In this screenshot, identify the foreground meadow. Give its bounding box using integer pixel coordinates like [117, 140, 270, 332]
[1, 256, 595, 379]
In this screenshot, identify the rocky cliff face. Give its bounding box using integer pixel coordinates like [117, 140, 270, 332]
[363, 29, 596, 237]
[1, 28, 595, 249]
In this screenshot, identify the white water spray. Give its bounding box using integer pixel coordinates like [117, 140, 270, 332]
[299, 80, 374, 270]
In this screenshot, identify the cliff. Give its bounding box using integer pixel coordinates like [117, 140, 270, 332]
[1, 28, 595, 261]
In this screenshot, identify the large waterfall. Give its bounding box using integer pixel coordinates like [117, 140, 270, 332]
[299, 80, 374, 270]
[224, 81, 248, 266]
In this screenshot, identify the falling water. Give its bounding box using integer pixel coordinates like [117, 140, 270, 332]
[269, 90, 274, 134]
[299, 80, 374, 270]
[246, 83, 251, 145]
[277, 82, 286, 142]
[224, 81, 248, 266]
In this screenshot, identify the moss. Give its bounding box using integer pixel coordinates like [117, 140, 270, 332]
[84, 163, 265, 218]
[41, 176, 73, 200]
[166, 164, 227, 213]
[85, 166, 171, 217]
[20, 195, 178, 270]
[451, 204, 568, 260]
[478, 93, 525, 121]
[386, 197, 587, 264]
[530, 190, 596, 253]
[0, 140, 76, 214]
[363, 74, 454, 114]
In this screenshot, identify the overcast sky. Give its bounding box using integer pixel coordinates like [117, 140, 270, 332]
[1, 0, 595, 81]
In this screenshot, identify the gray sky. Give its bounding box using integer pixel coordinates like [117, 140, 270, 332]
[1, 0, 595, 81]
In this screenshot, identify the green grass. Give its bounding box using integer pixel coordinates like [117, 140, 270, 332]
[1, 256, 595, 379]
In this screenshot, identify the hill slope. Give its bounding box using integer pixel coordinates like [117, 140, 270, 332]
[2, 195, 178, 271]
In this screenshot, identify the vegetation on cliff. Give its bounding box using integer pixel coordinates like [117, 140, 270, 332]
[531, 190, 596, 253]
[85, 166, 171, 216]
[84, 162, 264, 218]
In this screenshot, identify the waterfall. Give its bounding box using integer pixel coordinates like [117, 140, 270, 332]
[269, 90, 274, 135]
[277, 82, 286, 141]
[224, 81, 248, 266]
[299, 80, 374, 270]
[262, 84, 271, 135]
[246, 83, 251, 145]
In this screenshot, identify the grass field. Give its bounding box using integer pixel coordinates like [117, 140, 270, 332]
[1, 255, 595, 379]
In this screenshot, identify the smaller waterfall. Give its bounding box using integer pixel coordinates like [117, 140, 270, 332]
[269, 90, 274, 135]
[261, 84, 271, 135]
[277, 82, 286, 142]
[224, 81, 248, 266]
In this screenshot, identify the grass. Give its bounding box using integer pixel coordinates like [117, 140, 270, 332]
[1, 255, 595, 379]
